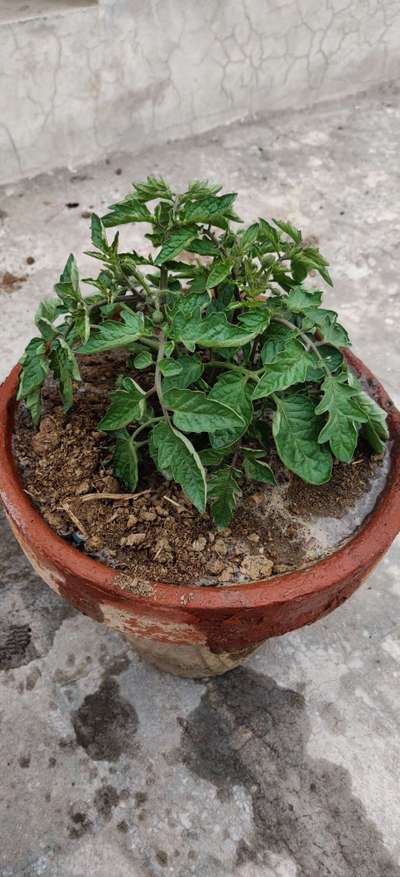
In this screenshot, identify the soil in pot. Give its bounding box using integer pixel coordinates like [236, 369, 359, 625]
[12, 353, 390, 588]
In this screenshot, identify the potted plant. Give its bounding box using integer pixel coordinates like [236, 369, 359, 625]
[0, 177, 399, 677]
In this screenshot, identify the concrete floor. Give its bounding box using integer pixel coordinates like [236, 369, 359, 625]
[0, 81, 400, 877]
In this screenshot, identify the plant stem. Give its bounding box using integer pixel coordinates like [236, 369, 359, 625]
[139, 337, 160, 351]
[132, 417, 162, 440]
[160, 266, 168, 292]
[206, 359, 262, 381]
[155, 333, 172, 425]
[86, 292, 136, 314]
[205, 227, 225, 254]
[271, 316, 332, 377]
[231, 449, 240, 468]
[159, 265, 168, 310]
[128, 265, 155, 301]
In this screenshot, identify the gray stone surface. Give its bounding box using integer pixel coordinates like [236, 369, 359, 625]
[1, 0, 400, 184]
[0, 82, 400, 876]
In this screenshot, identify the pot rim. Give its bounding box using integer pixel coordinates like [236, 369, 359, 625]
[1, 350, 399, 614]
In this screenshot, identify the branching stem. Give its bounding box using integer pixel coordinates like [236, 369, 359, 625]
[206, 359, 262, 381]
[132, 417, 162, 440]
[86, 292, 136, 314]
[128, 265, 156, 302]
[271, 316, 332, 377]
[155, 333, 172, 425]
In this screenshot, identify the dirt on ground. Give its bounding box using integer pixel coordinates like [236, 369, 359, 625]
[1, 271, 27, 293]
[13, 353, 387, 587]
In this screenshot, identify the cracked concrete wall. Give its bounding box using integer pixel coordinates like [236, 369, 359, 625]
[1, 0, 400, 183]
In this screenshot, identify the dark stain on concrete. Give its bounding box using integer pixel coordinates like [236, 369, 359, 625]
[68, 804, 92, 840]
[99, 651, 130, 677]
[0, 623, 37, 670]
[0, 513, 76, 669]
[58, 736, 77, 753]
[180, 668, 400, 877]
[18, 753, 31, 769]
[156, 850, 168, 866]
[25, 666, 41, 690]
[72, 677, 138, 761]
[94, 783, 120, 820]
[117, 819, 129, 833]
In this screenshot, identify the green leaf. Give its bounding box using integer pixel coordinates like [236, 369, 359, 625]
[77, 310, 145, 354]
[151, 421, 206, 512]
[49, 338, 80, 411]
[159, 358, 183, 377]
[260, 323, 295, 364]
[302, 308, 350, 347]
[69, 255, 80, 294]
[171, 291, 209, 325]
[315, 375, 369, 462]
[133, 351, 153, 370]
[188, 269, 208, 294]
[209, 371, 252, 448]
[272, 218, 302, 243]
[205, 260, 231, 290]
[186, 238, 219, 256]
[357, 392, 389, 453]
[239, 223, 259, 249]
[259, 218, 281, 249]
[91, 214, 108, 251]
[54, 254, 81, 308]
[361, 401, 389, 453]
[209, 372, 252, 416]
[119, 251, 153, 271]
[112, 429, 139, 491]
[183, 180, 222, 200]
[273, 392, 333, 484]
[183, 193, 237, 224]
[305, 344, 343, 381]
[252, 340, 313, 399]
[155, 229, 198, 266]
[164, 340, 175, 357]
[133, 176, 173, 202]
[290, 247, 333, 286]
[345, 371, 389, 453]
[243, 448, 276, 484]
[176, 307, 270, 349]
[72, 303, 91, 345]
[163, 388, 245, 434]
[98, 376, 146, 431]
[199, 447, 227, 466]
[270, 263, 293, 292]
[162, 261, 196, 279]
[301, 247, 333, 287]
[101, 198, 152, 227]
[209, 280, 235, 313]
[34, 298, 60, 340]
[208, 467, 241, 529]
[162, 354, 204, 391]
[17, 338, 49, 426]
[209, 428, 244, 451]
[286, 285, 322, 312]
[291, 256, 309, 284]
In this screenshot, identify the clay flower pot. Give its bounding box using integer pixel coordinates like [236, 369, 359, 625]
[1, 351, 399, 678]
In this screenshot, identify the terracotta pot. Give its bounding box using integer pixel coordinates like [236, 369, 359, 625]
[1, 352, 399, 678]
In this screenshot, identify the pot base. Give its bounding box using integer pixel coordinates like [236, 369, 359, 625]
[122, 631, 258, 678]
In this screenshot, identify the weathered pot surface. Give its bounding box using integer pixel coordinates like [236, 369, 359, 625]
[1, 351, 399, 677]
